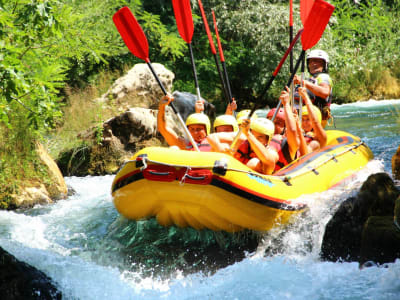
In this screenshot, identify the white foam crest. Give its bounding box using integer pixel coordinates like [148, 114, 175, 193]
[331, 99, 400, 109]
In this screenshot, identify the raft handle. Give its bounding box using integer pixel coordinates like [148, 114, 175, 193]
[213, 159, 228, 176]
[149, 171, 173, 176]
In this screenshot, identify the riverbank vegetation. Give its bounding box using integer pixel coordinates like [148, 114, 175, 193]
[1, 0, 399, 205]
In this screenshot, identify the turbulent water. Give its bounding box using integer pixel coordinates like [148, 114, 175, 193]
[1, 100, 400, 299]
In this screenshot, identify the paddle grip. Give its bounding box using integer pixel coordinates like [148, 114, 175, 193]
[221, 61, 233, 103]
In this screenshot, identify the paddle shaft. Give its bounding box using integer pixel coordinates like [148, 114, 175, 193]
[197, 0, 230, 104]
[187, 42, 202, 101]
[212, 10, 233, 103]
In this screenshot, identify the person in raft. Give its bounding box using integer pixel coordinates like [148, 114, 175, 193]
[157, 94, 212, 151]
[296, 86, 327, 156]
[233, 117, 278, 174]
[293, 49, 333, 128]
[266, 88, 300, 172]
[213, 114, 239, 133]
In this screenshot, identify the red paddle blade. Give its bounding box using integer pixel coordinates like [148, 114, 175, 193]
[172, 0, 194, 44]
[212, 10, 225, 62]
[113, 7, 149, 63]
[300, 0, 314, 25]
[198, 0, 217, 55]
[301, 0, 335, 50]
[289, 0, 293, 27]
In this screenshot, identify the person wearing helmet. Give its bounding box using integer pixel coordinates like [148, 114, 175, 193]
[296, 86, 327, 155]
[293, 49, 333, 127]
[213, 114, 239, 133]
[233, 117, 278, 174]
[267, 88, 300, 172]
[157, 94, 212, 151]
[266, 108, 286, 135]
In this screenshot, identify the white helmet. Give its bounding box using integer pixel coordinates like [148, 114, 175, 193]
[306, 49, 329, 73]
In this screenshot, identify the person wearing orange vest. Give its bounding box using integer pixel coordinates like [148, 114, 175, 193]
[157, 94, 212, 151]
[266, 88, 300, 172]
[234, 118, 278, 175]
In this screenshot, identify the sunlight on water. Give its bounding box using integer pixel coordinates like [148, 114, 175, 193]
[0, 101, 399, 299]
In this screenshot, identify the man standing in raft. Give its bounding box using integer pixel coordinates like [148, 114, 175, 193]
[293, 49, 333, 127]
[157, 94, 212, 151]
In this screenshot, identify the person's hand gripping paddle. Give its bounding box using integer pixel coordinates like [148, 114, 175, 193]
[113, 6, 200, 151]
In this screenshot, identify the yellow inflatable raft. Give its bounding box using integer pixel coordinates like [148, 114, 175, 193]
[111, 130, 373, 232]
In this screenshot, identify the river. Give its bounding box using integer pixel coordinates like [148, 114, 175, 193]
[1, 100, 399, 299]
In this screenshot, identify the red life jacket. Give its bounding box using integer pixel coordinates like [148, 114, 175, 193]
[304, 132, 315, 144]
[234, 140, 257, 164]
[269, 135, 295, 172]
[186, 137, 212, 152]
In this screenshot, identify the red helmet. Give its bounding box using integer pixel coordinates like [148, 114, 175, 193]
[267, 108, 285, 121]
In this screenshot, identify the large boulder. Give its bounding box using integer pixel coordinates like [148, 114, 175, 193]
[392, 144, 400, 180]
[97, 63, 174, 111]
[321, 173, 400, 264]
[0, 247, 61, 299]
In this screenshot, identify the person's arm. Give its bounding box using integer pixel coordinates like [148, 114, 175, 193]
[241, 119, 277, 174]
[194, 99, 204, 113]
[293, 74, 331, 100]
[225, 99, 237, 115]
[280, 87, 299, 159]
[295, 114, 311, 156]
[157, 95, 187, 150]
[298, 87, 327, 148]
[207, 133, 230, 153]
[303, 80, 331, 100]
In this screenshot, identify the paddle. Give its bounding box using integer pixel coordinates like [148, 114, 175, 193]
[270, 0, 334, 122]
[197, 0, 230, 105]
[212, 10, 233, 103]
[113, 6, 200, 151]
[289, 0, 295, 108]
[172, 0, 202, 102]
[298, 0, 315, 126]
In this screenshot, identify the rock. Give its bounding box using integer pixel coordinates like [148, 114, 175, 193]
[97, 63, 174, 111]
[395, 195, 400, 226]
[172, 91, 216, 121]
[12, 184, 52, 208]
[36, 143, 68, 199]
[392, 144, 400, 180]
[321, 173, 400, 262]
[0, 247, 62, 299]
[359, 216, 400, 265]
